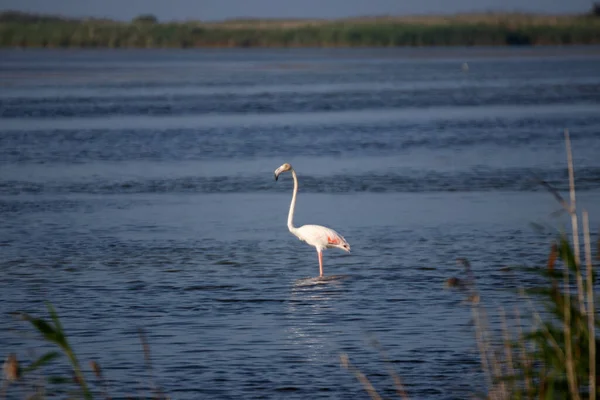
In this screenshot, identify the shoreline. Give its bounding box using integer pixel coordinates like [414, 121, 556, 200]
[2, 11, 600, 48]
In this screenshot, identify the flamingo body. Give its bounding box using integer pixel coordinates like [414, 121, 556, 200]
[274, 163, 350, 277]
[294, 224, 350, 253]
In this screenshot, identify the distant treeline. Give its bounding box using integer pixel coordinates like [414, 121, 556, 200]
[1, 10, 600, 48]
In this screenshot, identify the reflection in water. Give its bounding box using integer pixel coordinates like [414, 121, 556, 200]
[292, 274, 352, 287]
[285, 275, 353, 364]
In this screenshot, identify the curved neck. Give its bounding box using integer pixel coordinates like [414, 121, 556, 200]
[287, 169, 298, 232]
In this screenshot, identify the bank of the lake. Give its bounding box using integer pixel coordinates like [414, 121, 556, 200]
[1, 10, 600, 48]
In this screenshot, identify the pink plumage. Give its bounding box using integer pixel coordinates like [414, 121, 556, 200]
[274, 163, 351, 277]
[294, 224, 350, 253]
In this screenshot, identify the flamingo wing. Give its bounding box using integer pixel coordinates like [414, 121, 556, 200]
[295, 224, 350, 252]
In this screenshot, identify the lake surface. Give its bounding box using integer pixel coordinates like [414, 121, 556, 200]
[1, 47, 600, 399]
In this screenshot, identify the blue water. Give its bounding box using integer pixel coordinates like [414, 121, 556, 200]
[1, 47, 600, 399]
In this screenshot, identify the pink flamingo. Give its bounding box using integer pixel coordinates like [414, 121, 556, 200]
[274, 163, 351, 277]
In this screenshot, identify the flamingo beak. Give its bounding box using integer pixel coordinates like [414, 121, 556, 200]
[274, 166, 283, 181]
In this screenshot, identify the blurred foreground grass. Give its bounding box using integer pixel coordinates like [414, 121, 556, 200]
[2, 306, 167, 399]
[342, 131, 600, 399]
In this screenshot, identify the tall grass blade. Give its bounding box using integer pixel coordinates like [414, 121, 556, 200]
[22, 352, 61, 374]
[514, 307, 533, 399]
[340, 354, 383, 400]
[583, 210, 596, 400]
[19, 305, 93, 400]
[47, 303, 64, 338]
[47, 376, 72, 384]
[563, 248, 580, 400]
[138, 328, 167, 399]
[564, 129, 586, 316]
[369, 339, 410, 400]
[19, 314, 60, 344]
[500, 307, 515, 395]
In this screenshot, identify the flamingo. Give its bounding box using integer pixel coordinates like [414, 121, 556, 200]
[274, 163, 350, 277]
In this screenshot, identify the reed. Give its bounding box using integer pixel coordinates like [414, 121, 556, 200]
[2, 303, 92, 399]
[451, 133, 598, 399]
[342, 132, 599, 399]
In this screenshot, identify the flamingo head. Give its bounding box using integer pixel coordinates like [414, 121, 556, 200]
[274, 163, 292, 181]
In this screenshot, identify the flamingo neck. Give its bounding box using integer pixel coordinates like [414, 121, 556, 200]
[287, 169, 298, 233]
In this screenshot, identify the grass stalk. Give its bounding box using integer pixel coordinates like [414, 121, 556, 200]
[457, 258, 494, 391]
[472, 304, 494, 391]
[483, 310, 507, 400]
[514, 307, 533, 398]
[518, 288, 565, 363]
[565, 129, 586, 316]
[369, 340, 410, 400]
[564, 129, 583, 400]
[138, 328, 166, 399]
[65, 347, 91, 399]
[48, 305, 92, 400]
[90, 360, 112, 400]
[340, 354, 383, 400]
[562, 251, 580, 400]
[499, 308, 515, 394]
[583, 210, 596, 400]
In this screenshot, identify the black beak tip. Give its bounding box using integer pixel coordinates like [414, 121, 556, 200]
[274, 174, 278, 181]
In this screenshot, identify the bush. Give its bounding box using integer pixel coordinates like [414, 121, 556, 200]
[132, 14, 158, 24]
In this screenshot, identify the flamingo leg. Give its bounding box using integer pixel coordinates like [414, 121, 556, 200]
[318, 250, 323, 277]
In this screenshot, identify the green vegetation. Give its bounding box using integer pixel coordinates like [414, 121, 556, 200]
[456, 131, 600, 400]
[131, 14, 159, 25]
[3, 303, 93, 399]
[1, 10, 600, 48]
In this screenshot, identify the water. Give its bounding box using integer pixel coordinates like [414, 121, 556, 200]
[1, 47, 600, 399]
